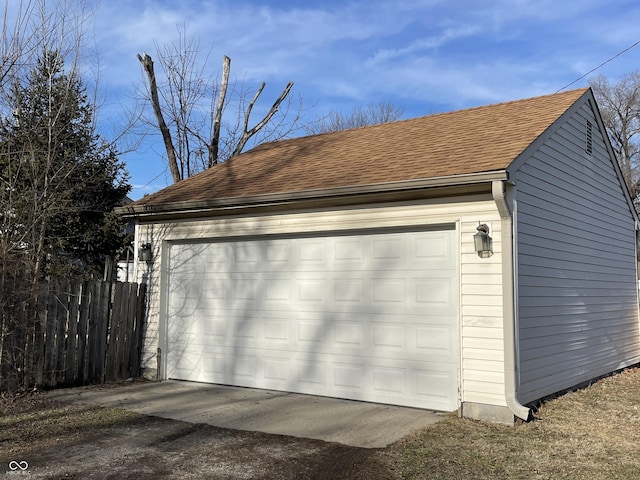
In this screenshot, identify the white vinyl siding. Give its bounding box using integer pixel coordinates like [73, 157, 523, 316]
[514, 102, 640, 403]
[135, 197, 506, 410]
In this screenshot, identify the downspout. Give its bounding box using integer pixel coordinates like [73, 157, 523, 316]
[492, 180, 532, 421]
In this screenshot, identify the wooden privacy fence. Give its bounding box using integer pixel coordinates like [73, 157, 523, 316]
[0, 279, 146, 392]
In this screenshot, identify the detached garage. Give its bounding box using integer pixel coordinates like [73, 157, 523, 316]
[119, 88, 640, 423]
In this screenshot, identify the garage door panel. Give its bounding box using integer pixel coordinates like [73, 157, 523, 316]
[263, 356, 290, 382]
[415, 325, 456, 354]
[298, 239, 326, 261]
[166, 228, 458, 411]
[334, 238, 365, 261]
[264, 278, 292, 303]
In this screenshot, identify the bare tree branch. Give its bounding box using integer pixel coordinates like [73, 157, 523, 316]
[232, 80, 294, 157]
[590, 72, 640, 209]
[137, 52, 181, 182]
[304, 100, 405, 135]
[209, 55, 230, 168]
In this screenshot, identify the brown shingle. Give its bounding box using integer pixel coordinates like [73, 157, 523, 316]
[133, 88, 588, 207]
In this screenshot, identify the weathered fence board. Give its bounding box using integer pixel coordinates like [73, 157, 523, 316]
[76, 281, 90, 384]
[65, 280, 80, 386]
[0, 279, 146, 392]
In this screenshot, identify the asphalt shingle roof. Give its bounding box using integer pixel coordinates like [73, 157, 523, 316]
[133, 88, 588, 208]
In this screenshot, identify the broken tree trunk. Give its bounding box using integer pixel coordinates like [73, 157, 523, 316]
[137, 52, 182, 182]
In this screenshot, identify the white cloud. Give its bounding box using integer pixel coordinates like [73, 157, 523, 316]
[368, 26, 481, 65]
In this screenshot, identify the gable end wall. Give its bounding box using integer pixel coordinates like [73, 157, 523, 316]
[514, 101, 640, 404]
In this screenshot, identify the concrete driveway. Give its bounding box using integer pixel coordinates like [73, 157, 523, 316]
[49, 380, 445, 448]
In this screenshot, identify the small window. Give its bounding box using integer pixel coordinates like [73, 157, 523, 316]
[586, 120, 593, 155]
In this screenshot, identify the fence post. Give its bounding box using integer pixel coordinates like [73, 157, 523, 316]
[32, 281, 49, 387]
[118, 283, 136, 379]
[87, 281, 111, 383]
[64, 280, 80, 386]
[53, 282, 71, 387]
[44, 279, 60, 388]
[130, 283, 147, 379]
[76, 281, 90, 384]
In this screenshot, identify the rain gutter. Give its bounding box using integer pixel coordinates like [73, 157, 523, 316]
[492, 180, 532, 422]
[117, 170, 507, 218]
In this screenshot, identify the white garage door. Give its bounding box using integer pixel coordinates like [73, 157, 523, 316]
[165, 227, 459, 411]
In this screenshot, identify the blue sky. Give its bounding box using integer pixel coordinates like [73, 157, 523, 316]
[83, 0, 640, 199]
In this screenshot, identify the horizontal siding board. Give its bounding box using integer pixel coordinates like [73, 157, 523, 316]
[517, 161, 630, 223]
[519, 301, 638, 319]
[463, 327, 503, 341]
[464, 380, 504, 396]
[463, 294, 503, 307]
[522, 146, 628, 212]
[517, 196, 631, 243]
[532, 132, 617, 180]
[518, 308, 638, 329]
[516, 262, 636, 283]
[520, 323, 639, 355]
[462, 316, 503, 328]
[517, 241, 632, 270]
[518, 271, 635, 288]
[520, 338, 640, 375]
[516, 211, 632, 249]
[517, 254, 632, 277]
[461, 305, 503, 318]
[464, 347, 503, 362]
[463, 337, 503, 351]
[461, 274, 503, 286]
[519, 239, 632, 270]
[518, 293, 637, 308]
[516, 206, 633, 251]
[519, 353, 640, 404]
[463, 360, 503, 374]
[463, 284, 503, 296]
[514, 100, 640, 404]
[461, 263, 503, 275]
[520, 313, 639, 339]
[463, 391, 508, 406]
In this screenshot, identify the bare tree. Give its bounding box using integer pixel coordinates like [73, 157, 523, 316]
[304, 100, 405, 135]
[137, 33, 298, 183]
[590, 73, 640, 207]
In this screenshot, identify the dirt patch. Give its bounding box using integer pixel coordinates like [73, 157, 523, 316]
[0, 390, 397, 479]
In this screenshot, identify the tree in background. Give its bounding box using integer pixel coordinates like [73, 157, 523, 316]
[589, 73, 640, 208]
[0, 49, 130, 280]
[137, 32, 300, 183]
[304, 100, 405, 135]
[0, 1, 131, 392]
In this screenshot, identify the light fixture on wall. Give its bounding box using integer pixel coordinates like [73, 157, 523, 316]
[474, 224, 493, 258]
[138, 243, 152, 263]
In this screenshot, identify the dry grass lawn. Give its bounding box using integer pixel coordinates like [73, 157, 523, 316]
[396, 367, 640, 479]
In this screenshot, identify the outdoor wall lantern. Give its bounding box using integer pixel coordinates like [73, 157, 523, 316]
[138, 243, 152, 263]
[474, 224, 493, 258]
